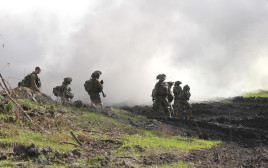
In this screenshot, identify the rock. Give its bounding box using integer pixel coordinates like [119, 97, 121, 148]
[73, 100, 83, 108]
[70, 163, 80, 168]
[26, 146, 41, 157]
[41, 148, 48, 155]
[72, 149, 81, 158]
[129, 130, 139, 135]
[129, 119, 139, 127]
[147, 123, 158, 129]
[37, 156, 50, 165]
[13, 144, 26, 155]
[54, 150, 60, 156]
[0, 155, 7, 160]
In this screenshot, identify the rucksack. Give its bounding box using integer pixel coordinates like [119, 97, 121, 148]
[21, 73, 32, 87]
[156, 82, 169, 96]
[53, 86, 63, 97]
[20, 73, 41, 88]
[84, 79, 93, 94]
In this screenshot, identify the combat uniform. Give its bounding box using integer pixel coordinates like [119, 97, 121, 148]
[89, 78, 103, 106]
[61, 77, 74, 103]
[21, 72, 41, 92]
[152, 74, 171, 118]
[173, 81, 183, 118]
[85, 71, 104, 107]
[178, 85, 192, 118]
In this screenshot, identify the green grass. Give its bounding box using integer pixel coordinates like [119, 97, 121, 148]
[76, 110, 124, 131]
[155, 161, 193, 168]
[115, 130, 220, 156]
[0, 127, 78, 152]
[243, 90, 268, 98]
[17, 99, 46, 111]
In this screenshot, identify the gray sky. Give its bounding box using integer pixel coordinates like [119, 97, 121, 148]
[1, 0, 268, 105]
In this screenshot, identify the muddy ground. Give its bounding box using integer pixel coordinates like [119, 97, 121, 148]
[121, 97, 268, 167]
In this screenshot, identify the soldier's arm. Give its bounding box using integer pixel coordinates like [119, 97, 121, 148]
[65, 87, 74, 98]
[30, 74, 41, 93]
[96, 81, 103, 92]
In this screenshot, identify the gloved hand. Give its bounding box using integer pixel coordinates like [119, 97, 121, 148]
[100, 80, 104, 84]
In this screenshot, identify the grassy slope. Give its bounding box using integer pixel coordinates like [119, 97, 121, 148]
[243, 90, 268, 98]
[0, 100, 220, 167]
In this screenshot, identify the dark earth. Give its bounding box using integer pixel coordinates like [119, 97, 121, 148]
[122, 97, 268, 167]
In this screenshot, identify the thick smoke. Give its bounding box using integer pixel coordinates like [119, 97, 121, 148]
[0, 0, 268, 105]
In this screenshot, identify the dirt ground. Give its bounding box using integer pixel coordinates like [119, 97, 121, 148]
[121, 97, 268, 167]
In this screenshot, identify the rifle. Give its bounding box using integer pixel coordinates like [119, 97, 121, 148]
[102, 91, 106, 97]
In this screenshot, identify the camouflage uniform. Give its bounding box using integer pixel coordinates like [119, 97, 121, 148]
[86, 71, 104, 107]
[178, 85, 192, 118]
[173, 81, 183, 118]
[29, 72, 41, 93]
[61, 77, 74, 103]
[152, 74, 172, 118]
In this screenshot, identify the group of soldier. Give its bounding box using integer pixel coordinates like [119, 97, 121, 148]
[18, 67, 192, 118]
[18, 67, 105, 107]
[152, 74, 192, 119]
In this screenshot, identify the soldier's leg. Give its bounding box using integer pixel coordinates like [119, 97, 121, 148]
[153, 99, 160, 117]
[185, 102, 192, 118]
[162, 97, 171, 118]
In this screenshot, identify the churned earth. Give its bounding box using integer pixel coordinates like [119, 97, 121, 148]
[122, 96, 268, 167]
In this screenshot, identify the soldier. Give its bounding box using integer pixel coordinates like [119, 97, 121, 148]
[84, 70, 104, 107]
[173, 81, 183, 118]
[178, 84, 192, 119]
[167, 81, 175, 116]
[20, 67, 42, 93]
[60, 77, 74, 103]
[53, 77, 74, 104]
[152, 74, 172, 118]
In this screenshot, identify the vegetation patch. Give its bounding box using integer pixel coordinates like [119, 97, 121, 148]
[243, 90, 268, 98]
[115, 130, 221, 156]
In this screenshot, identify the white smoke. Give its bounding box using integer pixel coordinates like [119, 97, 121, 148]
[1, 0, 268, 105]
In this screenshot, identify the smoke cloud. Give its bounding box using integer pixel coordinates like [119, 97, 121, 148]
[1, 0, 268, 105]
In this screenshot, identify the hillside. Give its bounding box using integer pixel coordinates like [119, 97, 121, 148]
[0, 87, 267, 167]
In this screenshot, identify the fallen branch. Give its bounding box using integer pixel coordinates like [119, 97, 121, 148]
[59, 141, 82, 148]
[70, 131, 83, 147]
[0, 73, 10, 94]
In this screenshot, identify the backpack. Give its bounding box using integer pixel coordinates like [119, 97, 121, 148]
[21, 73, 32, 87]
[20, 73, 41, 88]
[156, 82, 169, 96]
[53, 86, 63, 97]
[84, 79, 93, 94]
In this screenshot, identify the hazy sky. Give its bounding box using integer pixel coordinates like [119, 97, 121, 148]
[1, 0, 268, 105]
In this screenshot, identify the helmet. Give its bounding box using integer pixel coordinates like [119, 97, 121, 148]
[183, 85, 190, 91]
[91, 70, 102, 78]
[167, 81, 174, 87]
[156, 74, 166, 81]
[175, 81, 182, 85]
[63, 77, 72, 84]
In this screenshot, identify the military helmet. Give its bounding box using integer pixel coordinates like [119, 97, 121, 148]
[156, 74, 166, 81]
[175, 81, 182, 85]
[183, 84, 190, 91]
[167, 81, 174, 87]
[91, 70, 102, 78]
[63, 77, 72, 84]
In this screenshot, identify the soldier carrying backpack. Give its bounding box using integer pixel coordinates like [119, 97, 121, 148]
[19, 67, 42, 93]
[53, 77, 74, 103]
[84, 70, 104, 107]
[152, 74, 172, 118]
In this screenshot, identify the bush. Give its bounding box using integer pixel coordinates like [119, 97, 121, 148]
[5, 102, 14, 112]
